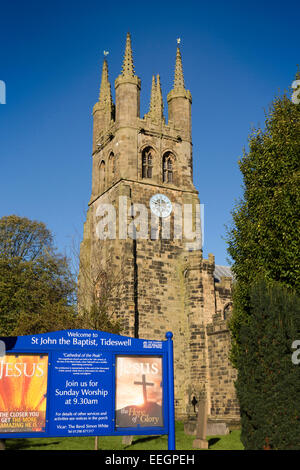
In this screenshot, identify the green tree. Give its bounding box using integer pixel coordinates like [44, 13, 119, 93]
[0, 215, 78, 335]
[227, 90, 300, 360]
[226, 82, 300, 449]
[0, 215, 120, 336]
[0, 215, 53, 261]
[235, 279, 300, 450]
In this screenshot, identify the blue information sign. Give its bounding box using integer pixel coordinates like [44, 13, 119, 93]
[0, 330, 175, 449]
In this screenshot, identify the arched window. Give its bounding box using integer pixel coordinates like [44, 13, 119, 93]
[108, 152, 115, 182]
[142, 147, 153, 179]
[163, 152, 174, 183]
[99, 160, 105, 193]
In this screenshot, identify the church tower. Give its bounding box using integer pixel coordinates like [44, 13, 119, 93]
[79, 34, 239, 422]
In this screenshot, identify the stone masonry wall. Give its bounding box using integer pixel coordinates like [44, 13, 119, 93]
[206, 316, 240, 421]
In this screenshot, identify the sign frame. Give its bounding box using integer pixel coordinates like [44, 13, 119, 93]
[0, 330, 175, 450]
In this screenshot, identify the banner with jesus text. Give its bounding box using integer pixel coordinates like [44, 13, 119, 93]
[115, 356, 163, 427]
[0, 354, 48, 433]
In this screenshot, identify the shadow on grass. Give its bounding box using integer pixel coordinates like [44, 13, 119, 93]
[129, 435, 162, 447]
[7, 439, 61, 450]
[208, 437, 220, 446]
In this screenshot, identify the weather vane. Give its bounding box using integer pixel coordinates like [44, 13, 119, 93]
[177, 38, 181, 45]
[103, 50, 109, 57]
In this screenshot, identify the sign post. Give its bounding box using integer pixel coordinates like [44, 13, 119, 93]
[166, 332, 176, 450]
[0, 329, 176, 450]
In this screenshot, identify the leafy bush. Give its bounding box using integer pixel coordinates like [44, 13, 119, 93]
[236, 280, 300, 449]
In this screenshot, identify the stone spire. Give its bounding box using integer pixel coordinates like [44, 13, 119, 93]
[156, 74, 164, 121]
[173, 46, 185, 89]
[146, 75, 165, 123]
[149, 75, 157, 115]
[121, 32, 135, 78]
[98, 58, 113, 114]
[168, 42, 191, 99]
[167, 40, 192, 136]
[92, 57, 114, 151]
[115, 33, 141, 122]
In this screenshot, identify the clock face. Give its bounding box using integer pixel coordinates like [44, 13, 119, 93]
[150, 194, 172, 218]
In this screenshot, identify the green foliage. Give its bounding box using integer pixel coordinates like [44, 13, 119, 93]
[12, 301, 80, 336]
[0, 215, 53, 261]
[236, 279, 300, 450]
[227, 93, 300, 361]
[0, 215, 120, 336]
[226, 88, 300, 449]
[0, 216, 76, 335]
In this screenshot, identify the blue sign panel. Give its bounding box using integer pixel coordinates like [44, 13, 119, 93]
[0, 330, 175, 449]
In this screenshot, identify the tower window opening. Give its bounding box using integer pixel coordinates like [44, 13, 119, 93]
[142, 148, 153, 179]
[99, 160, 106, 193]
[163, 153, 174, 183]
[109, 152, 115, 177]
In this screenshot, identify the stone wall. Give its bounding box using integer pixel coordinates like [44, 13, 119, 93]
[206, 315, 240, 421]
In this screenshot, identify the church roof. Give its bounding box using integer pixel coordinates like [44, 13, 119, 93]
[214, 265, 234, 282]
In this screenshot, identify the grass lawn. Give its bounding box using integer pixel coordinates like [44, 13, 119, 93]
[5, 422, 243, 451]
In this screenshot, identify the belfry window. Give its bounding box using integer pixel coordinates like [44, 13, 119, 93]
[99, 160, 105, 193]
[142, 148, 153, 178]
[108, 152, 115, 180]
[163, 153, 174, 183]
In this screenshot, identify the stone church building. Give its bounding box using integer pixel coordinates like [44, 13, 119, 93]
[79, 33, 240, 424]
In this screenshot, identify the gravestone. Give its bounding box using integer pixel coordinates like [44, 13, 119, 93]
[122, 435, 133, 446]
[207, 422, 229, 435]
[184, 419, 229, 436]
[193, 399, 208, 449]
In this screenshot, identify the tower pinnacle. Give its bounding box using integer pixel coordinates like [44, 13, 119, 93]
[92, 57, 114, 152]
[167, 41, 191, 136]
[146, 75, 165, 123]
[148, 75, 157, 118]
[173, 46, 185, 89]
[98, 58, 113, 112]
[121, 32, 135, 78]
[156, 74, 164, 121]
[115, 33, 141, 122]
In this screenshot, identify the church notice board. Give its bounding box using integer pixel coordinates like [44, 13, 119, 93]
[0, 329, 176, 449]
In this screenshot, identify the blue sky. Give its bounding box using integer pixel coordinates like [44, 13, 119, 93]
[0, 0, 299, 266]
